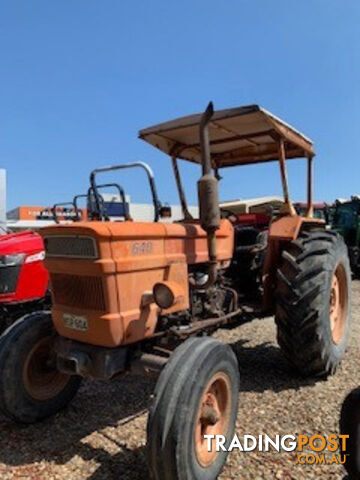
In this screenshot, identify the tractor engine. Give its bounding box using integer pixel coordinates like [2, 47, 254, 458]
[151, 267, 235, 336]
[190, 271, 233, 319]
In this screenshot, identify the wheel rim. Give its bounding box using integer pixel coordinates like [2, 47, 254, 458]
[194, 372, 232, 467]
[329, 263, 348, 345]
[23, 336, 70, 401]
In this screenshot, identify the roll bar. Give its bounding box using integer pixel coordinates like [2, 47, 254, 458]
[73, 194, 88, 213]
[52, 201, 80, 224]
[89, 162, 161, 222]
[86, 183, 131, 221]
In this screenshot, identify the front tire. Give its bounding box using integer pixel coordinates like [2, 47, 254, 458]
[0, 311, 82, 423]
[147, 337, 240, 480]
[275, 229, 351, 377]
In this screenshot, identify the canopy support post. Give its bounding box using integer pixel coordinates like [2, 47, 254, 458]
[171, 156, 193, 220]
[278, 138, 296, 216]
[306, 155, 314, 217]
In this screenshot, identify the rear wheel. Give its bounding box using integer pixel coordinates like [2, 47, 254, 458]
[147, 337, 239, 480]
[0, 311, 81, 423]
[340, 387, 360, 478]
[275, 230, 351, 377]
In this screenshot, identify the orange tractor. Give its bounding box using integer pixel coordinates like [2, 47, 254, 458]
[0, 103, 351, 479]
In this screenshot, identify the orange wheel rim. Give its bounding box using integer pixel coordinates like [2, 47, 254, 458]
[23, 336, 70, 401]
[329, 264, 348, 345]
[194, 372, 232, 467]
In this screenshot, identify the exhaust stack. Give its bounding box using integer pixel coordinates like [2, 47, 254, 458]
[196, 102, 220, 288]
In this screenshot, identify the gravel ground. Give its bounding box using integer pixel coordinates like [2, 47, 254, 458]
[1, 282, 359, 480]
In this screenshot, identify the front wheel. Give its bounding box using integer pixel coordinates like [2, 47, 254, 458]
[147, 337, 240, 480]
[0, 311, 82, 423]
[275, 230, 351, 377]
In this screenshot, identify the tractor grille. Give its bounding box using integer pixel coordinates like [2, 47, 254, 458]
[0, 266, 21, 294]
[44, 236, 98, 259]
[51, 274, 106, 311]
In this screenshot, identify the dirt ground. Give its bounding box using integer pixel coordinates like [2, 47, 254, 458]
[0, 282, 359, 480]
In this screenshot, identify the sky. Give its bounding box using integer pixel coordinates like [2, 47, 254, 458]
[1, 0, 359, 211]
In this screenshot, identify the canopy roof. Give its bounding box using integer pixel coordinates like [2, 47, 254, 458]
[139, 105, 315, 168]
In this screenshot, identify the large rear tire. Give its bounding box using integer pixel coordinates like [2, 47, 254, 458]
[275, 229, 351, 377]
[147, 337, 240, 480]
[0, 311, 82, 423]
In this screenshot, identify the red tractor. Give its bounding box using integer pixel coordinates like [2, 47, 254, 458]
[0, 197, 85, 332]
[0, 229, 49, 332]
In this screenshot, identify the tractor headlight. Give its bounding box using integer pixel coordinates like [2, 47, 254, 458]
[0, 253, 25, 268]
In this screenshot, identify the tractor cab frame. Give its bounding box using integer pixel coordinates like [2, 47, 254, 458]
[139, 102, 316, 218]
[140, 102, 323, 307]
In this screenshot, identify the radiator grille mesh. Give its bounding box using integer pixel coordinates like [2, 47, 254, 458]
[51, 274, 106, 311]
[0, 266, 21, 294]
[44, 236, 97, 259]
